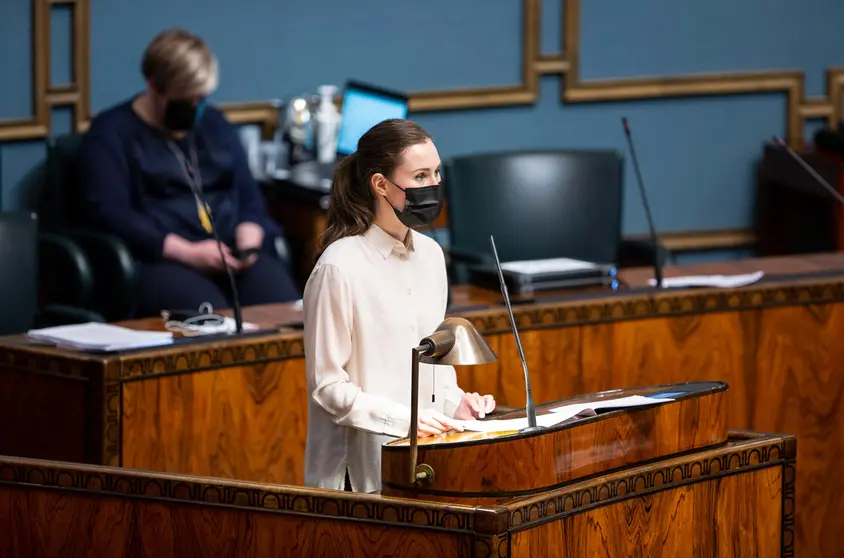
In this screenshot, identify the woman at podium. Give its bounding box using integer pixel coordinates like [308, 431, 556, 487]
[302, 119, 496, 493]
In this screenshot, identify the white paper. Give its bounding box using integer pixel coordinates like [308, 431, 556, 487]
[27, 322, 173, 352]
[500, 257, 599, 276]
[457, 407, 585, 433]
[549, 394, 674, 415]
[648, 270, 764, 289]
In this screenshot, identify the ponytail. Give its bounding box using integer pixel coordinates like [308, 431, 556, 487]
[318, 151, 376, 255]
[317, 118, 433, 258]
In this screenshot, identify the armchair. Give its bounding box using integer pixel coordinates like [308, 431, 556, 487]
[441, 150, 671, 282]
[42, 134, 294, 322]
[0, 212, 103, 335]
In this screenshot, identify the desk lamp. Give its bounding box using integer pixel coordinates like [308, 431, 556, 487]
[408, 317, 497, 484]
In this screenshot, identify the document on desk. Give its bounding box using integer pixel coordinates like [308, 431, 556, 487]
[548, 394, 675, 415]
[647, 270, 764, 288]
[457, 407, 586, 433]
[27, 322, 174, 352]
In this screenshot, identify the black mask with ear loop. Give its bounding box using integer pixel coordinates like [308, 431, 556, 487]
[163, 98, 207, 132]
[385, 178, 444, 227]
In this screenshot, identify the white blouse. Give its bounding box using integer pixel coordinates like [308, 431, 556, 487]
[302, 224, 465, 494]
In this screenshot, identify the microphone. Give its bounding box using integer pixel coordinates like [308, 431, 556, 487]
[621, 117, 664, 288]
[188, 187, 244, 334]
[167, 134, 244, 335]
[771, 136, 844, 206]
[489, 235, 541, 433]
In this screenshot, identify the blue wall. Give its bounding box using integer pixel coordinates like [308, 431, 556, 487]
[2, 0, 844, 244]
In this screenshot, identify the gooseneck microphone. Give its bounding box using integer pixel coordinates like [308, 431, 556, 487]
[188, 187, 244, 334]
[772, 136, 844, 206]
[168, 136, 244, 334]
[621, 117, 664, 288]
[490, 235, 540, 432]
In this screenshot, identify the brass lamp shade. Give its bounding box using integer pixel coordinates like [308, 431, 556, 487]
[408, 316, 498, 485]
[419, 317, 497, 365]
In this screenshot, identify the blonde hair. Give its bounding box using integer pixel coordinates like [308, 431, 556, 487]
[141, 28, 219, 97]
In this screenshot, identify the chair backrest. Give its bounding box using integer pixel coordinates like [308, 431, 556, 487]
[443, 150, 624, 264]
[41, 134, 85, 231]
[0, 212, 39, 334]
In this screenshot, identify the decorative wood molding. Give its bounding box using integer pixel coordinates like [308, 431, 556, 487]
[219, 0, 844, 150]
[4, 0, 841, 251]
[504, 431, 794, 528]
[0, 455, 507, 536]
[633, 227, 757, 252]
[0, 0, 90, 141]
[0, 430, 793, 558]
[3, 0, 842, 145]
[465, 274, 844, 336]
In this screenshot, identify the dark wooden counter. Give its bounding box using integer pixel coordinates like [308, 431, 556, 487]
[1, 252, 843, 556]
[0, 428, 795, 557]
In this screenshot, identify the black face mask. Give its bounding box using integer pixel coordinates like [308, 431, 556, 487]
[387, 180, 443, 227]
[163, 98, 205, 131]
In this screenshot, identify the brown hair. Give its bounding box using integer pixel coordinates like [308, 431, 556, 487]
[319, 118, 432, 252]
[141, 28, 218, 96]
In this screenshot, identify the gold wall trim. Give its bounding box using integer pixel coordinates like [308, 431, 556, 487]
[0, 0, 90, 141]
[5, 0, 841, 145]
[4, 0, 841, 251]
[630, 227, 757, 252]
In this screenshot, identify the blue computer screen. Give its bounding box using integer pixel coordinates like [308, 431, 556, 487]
[336, 88, 408, 155]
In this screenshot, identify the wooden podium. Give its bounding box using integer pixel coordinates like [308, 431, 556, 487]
[381, 381, 795, 555]
[0, 382, 795, 557]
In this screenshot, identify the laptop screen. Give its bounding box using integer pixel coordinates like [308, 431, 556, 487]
[336, 82, 409, 155]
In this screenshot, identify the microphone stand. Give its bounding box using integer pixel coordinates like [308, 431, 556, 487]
[189, 187, 244, 334]
[490, 236, 540, 432]
[772, 136, 844, 206]
[171, 133, 244, 335]
[622, 117, 664, 288]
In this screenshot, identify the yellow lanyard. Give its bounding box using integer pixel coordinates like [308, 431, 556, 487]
[168, 136, 214, 234]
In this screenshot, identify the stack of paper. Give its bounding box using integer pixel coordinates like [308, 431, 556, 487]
[456, 394, 677, 434]
[549, 394, 675, 415]
[27, 323, 174, 352]
[456, 406, 586, 433]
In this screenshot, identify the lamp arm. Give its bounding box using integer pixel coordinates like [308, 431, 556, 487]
[409, 345, 424, 485]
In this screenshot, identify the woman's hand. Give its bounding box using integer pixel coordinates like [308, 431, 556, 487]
[235, 222, 264, 268]
[453, 392, 496, 420]
[417, 408, 465, 437]
[164, 234, 241, 272]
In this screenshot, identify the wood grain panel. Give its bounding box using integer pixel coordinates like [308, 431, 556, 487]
[509, 467, 783, 557]
[382, 387, 727, 501]
[0, 488, 470, 558]
[0, 368, 87, 463]
[455, 303, 837, 556]
[121, 358, 308, 485]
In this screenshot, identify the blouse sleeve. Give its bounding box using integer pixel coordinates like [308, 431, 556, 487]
[303, 263, 412, 437]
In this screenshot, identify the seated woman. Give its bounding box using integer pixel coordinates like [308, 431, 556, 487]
[78, 28, 298, 318]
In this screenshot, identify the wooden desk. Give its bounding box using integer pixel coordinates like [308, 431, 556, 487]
[0, 430, 794, 556]
[2, 252, 844, 556]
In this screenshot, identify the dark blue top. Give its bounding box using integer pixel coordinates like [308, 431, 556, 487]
[77, 98, 280, 263]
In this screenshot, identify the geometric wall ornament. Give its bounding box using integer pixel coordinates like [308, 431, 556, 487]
[5, 0, 844, 250]
[0, 0, 90, 141]
[3, 0, 843, 146]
